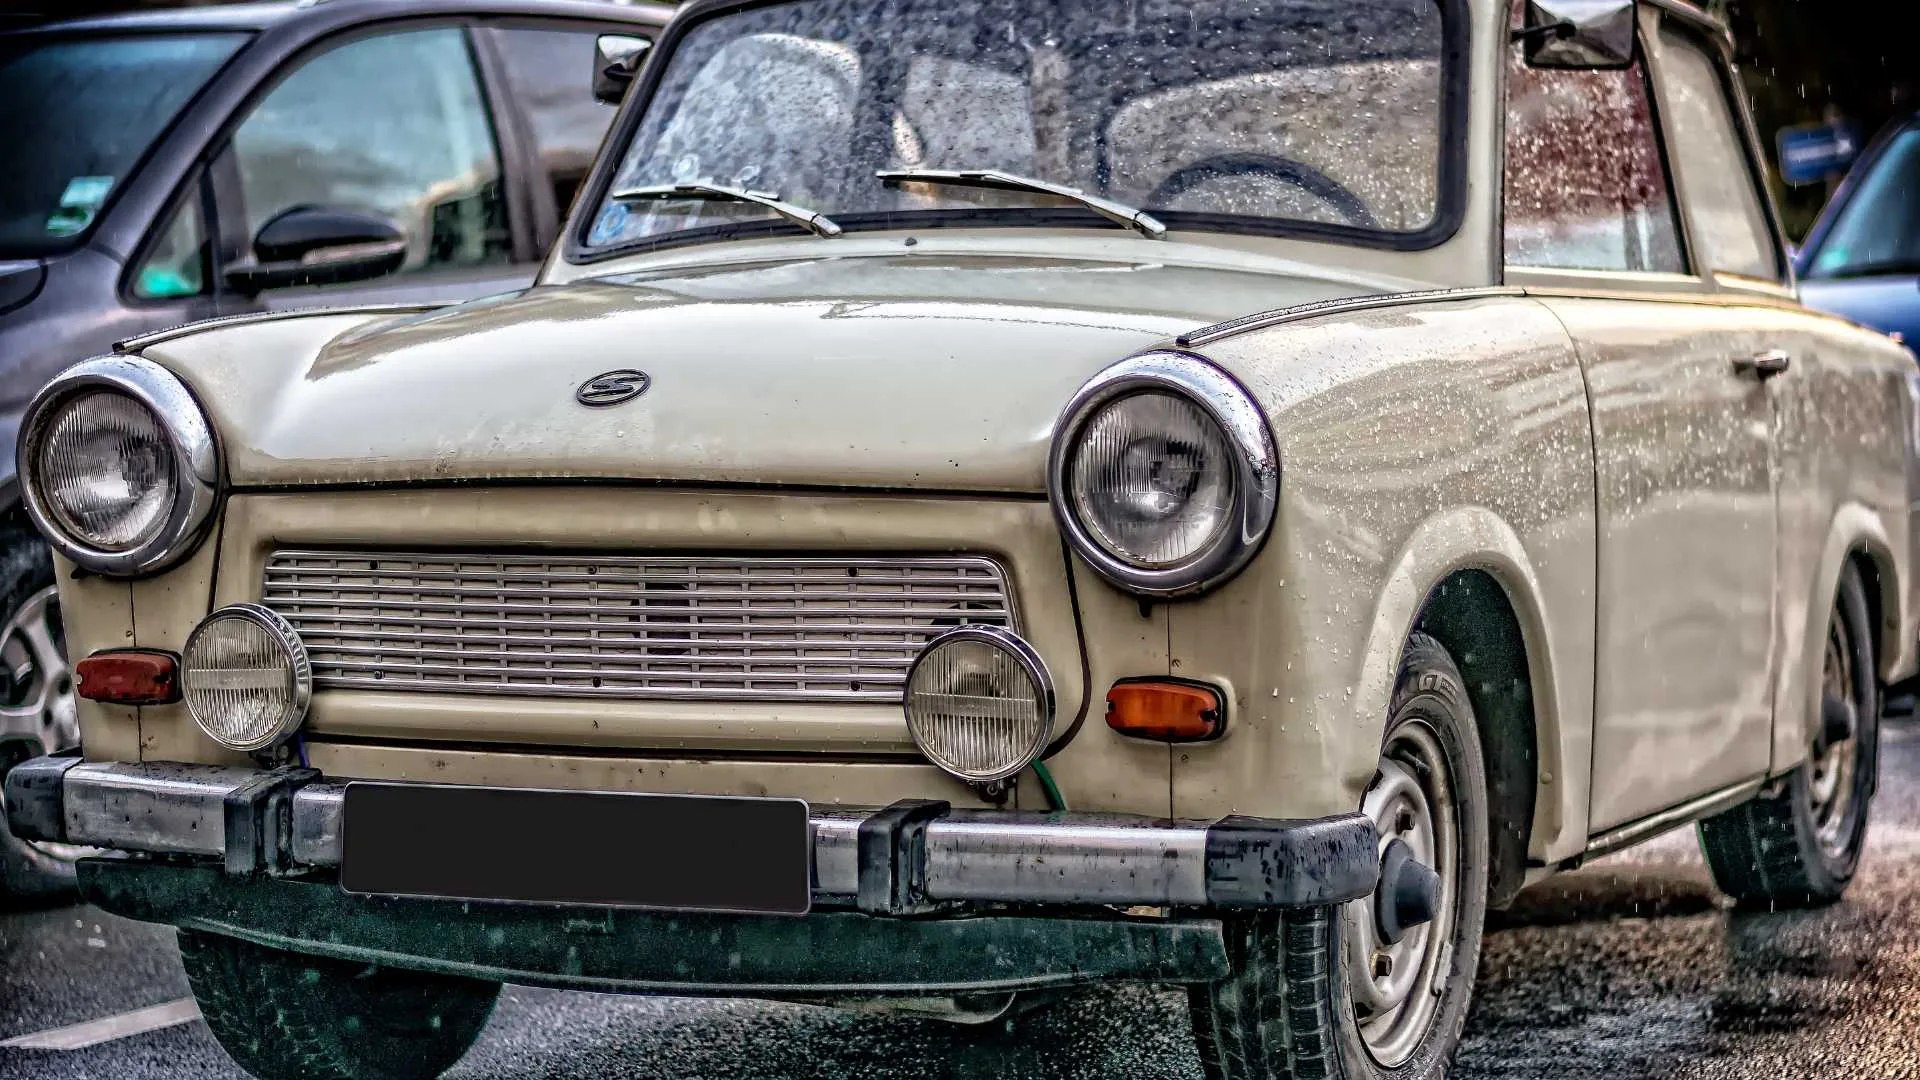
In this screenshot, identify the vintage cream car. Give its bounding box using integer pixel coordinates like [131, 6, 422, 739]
[5, 0, 1914, 1078]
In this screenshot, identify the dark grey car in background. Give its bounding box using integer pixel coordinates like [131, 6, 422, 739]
[0, 0, 671, 896]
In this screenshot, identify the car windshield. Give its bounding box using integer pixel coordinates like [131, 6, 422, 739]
[0, 32, 246, 258]
[1805, 127, 1920, 280]
[582, 0, 1453, 255]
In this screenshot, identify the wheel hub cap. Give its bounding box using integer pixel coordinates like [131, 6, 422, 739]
[0, 584, 88, 862]
[0, 586, 76, 756]
[1342, 722, 1457, 1069]
[1810, 614, 1860, 859]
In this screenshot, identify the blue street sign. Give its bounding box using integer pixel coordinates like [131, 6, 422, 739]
[1778, 122, 1860, 185]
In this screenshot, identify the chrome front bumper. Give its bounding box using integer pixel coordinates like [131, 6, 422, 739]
[5, 756, 1379, 912]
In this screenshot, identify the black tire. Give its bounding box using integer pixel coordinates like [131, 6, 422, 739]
[1189, 633, 1490, 1080]
[179, 931, 500, 1080]
[1699, 563, 1879, 907]
[0, 524, 76, 902]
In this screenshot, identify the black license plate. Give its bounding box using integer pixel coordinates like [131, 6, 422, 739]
[340, 782, 811, 914]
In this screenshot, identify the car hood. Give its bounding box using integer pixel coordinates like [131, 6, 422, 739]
[138, 252, 1376, 493]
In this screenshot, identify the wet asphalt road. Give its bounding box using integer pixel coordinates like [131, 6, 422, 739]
[4, 725, 1919, 1079]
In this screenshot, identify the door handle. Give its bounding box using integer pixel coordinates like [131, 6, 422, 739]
[1733, 350, 1792, 379]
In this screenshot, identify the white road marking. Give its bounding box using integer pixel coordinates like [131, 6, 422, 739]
[0, 998, 201, 1051]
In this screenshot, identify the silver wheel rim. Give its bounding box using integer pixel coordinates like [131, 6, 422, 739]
[1342, 720, 1457, 1068]
[0, 585, 88, 862]
[1810, 613, 1859, 859]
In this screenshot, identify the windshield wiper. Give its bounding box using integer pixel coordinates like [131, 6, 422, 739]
[610, 183, 844, 238]
[876, 169, 1168, 240]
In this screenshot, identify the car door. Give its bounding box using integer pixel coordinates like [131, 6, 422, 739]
[1646, 16, 1904, 779]
[1502, 7, 1777, 834]
[209, 23, 535, 313]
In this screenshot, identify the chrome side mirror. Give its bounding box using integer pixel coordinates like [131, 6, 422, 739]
[1516, 0, 1636, 69]
[593, 34, 652, 105]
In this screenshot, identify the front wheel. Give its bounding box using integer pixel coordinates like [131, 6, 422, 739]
[1189, 633, 1489, 1079]
[180, 931, 499, 1080]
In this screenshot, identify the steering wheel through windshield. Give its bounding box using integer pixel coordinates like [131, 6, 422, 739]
[1146, 152, 1379, 230]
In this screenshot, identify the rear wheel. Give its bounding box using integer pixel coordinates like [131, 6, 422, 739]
[180, 931, 499, 1080]
[1188, 633, 1489, 1079]
[1700, 563, 1878, 906]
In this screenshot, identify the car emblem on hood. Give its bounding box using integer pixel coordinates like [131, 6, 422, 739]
[576, 369, 652, 408]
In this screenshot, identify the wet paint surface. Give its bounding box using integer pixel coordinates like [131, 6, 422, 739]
[5, 720, 1920, 1078]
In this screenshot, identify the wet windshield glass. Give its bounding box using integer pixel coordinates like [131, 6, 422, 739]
[584, 0, 1450, 253]
[0, 33, 245, 258]
[1805, 127, 1920, 279]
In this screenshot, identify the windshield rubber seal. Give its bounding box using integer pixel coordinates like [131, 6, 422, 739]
[562, 0, 1470, 266]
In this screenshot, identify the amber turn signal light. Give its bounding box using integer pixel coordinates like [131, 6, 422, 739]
[75, 649, 180, 705]
[1106, 679, 1224, 741]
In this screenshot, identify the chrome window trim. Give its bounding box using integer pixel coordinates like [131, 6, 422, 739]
[1047, 352, 1279, 599]
[16, 355, 220, 578]
[182, 602, 314, 753]
[903, 624, 1057, 784]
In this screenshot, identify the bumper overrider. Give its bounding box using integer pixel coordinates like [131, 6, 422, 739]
[7, 755, 1379, 994]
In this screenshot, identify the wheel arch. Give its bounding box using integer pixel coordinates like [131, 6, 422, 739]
[1356, 506, 1581, 904]
[1413, 569, 1537, 909]
[1779, 504, 1904, 771]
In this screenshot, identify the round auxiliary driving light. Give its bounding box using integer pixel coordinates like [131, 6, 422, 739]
[181, 603, 312, 752]
[903, 626, 1055, 784]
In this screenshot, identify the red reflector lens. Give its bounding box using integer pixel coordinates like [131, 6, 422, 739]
[75, 650, 179, 705]
[1105, 680, 1224, 741]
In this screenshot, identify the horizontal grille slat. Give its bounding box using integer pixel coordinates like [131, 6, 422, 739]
[262, 550, 1015, 703]
[272, 596, 1002, 619]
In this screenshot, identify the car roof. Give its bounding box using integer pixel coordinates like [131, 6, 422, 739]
[9, 0, 671, 37]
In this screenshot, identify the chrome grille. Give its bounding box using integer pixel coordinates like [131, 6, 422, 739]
[260, 550, 1015, 702]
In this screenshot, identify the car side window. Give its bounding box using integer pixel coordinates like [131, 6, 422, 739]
[490, 27, 626, 223]
[1655, 25, 1780, 281]
[223, 27, 511, 288]
[1504, 23, 1684, 273]
[131, 188, 209, 300]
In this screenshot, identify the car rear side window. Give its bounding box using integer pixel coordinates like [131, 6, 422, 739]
[1504, 18, 1684, 273]
[223, 27, 511, 287]
[490, 27, 627, 224]
[1654, 25, 1780, 281]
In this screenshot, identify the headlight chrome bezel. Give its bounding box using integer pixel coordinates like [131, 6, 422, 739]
[1048, 352, 1279, 598]
[904, 624, 1056, 784]
[17, 356, 219, 578]
[181, 602, 313, 753]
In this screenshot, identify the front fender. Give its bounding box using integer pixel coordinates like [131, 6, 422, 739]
[1162, 293, 1595, 864]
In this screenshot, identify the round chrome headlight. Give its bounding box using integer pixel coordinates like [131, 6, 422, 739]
[181, 604, 312, 753]
[904, 626, 1054, 783]
[17, 356, 218, 577]
[1049, 353, 1277, 598]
